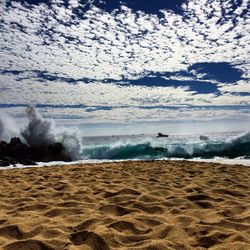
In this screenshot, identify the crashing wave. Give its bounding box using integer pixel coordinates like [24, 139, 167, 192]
[79, 131, 250, 160]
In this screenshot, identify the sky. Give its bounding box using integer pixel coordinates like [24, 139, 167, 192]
[0, 0, 249, 135]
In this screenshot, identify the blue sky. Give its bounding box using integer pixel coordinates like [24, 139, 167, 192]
[0, 0, 249, 135]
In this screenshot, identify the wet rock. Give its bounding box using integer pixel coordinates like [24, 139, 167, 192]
[0, 137, 71, 167]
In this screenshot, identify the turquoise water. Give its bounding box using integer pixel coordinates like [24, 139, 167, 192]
[78, 131, 250, 161]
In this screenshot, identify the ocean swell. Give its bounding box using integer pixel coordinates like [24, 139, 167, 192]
[80, 132, 250, 160]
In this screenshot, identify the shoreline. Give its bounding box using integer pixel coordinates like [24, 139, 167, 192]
[0, 160, 249, 249]
[1, 157, 250, 171]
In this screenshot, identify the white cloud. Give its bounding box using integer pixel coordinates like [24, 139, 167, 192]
[219, 80, 250, 93]
[1, 0, 249, 78]
[0, 0, 249, 126]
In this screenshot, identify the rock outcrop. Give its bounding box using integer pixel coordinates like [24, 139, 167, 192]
[0, 137, 71, 166]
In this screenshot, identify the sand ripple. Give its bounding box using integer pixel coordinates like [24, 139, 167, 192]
[0, 160, 249, 249]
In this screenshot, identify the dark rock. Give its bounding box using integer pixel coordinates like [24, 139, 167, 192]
[0, 159, 11, 167]
[156, 132, 169, 138]
[0, 137, 71, 167]
[8, 137, 30, 160]
[0, 141, 8, 158]
[4, 156, 16, 164]
[18, 159, 37, 166]
[0, 157, 16, 167]
[9, 137, 22, 146]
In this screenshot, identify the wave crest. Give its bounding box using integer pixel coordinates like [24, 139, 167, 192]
[80, 132, 250, 160]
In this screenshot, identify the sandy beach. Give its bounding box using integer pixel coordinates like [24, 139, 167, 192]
[0, 160, 249, 250]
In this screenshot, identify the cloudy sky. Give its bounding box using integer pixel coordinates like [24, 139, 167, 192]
[0, 0, 249, 135]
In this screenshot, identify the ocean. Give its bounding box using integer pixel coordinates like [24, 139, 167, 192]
[56, 130, 250, 166]
[2, 130, 250, 169]
[1, 106, 249, 168]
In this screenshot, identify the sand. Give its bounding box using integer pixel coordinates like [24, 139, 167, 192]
[0, 160, 249, 250]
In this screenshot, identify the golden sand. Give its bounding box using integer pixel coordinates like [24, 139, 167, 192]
[0, 160, 249, 249]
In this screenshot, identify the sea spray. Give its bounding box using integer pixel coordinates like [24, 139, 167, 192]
[0, 106, 82, 161]
[21, 105, 55, 146]
[0, 113, 21, 142]
[21, 106, 83, 159]
[58, 133, 82, 160]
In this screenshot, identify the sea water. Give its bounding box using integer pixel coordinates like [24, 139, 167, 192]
[2, 130, 250, 169]
[76, 130, 250, 165]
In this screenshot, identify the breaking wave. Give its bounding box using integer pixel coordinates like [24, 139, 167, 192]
[80, 132, 250, 160]
[0, 106, 81, 161]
